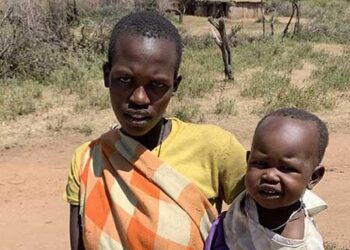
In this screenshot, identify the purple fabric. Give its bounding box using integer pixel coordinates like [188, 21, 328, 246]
[204, 212, 229, 250]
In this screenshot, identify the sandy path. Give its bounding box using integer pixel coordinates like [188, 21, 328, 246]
[0, 132, 349, 249]
[0, 135, 82, 250]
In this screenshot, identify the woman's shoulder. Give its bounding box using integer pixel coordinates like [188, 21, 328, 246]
[73, 139, 99, 156]
[72, 130, 112, 159]
[170, 117, 235, 138]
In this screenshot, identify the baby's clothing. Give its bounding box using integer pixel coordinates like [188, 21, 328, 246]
[205, 190, 327, 250]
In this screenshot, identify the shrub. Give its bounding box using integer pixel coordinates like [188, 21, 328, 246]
[0, 2, 74, 80]
[241, 71, 290, 98]
[46, 114, 67, 132]
[260, 85, 335, 114]
[169, 101, 204, 123]
[0, 1, 116, 82]
[72, 123, 93, 136]
[181, 33, 215, 50]
[74, 83, 110, 112]
[0, 80, 42, 120]
[234, 40, 312, 73]
[241, 71, 334, 114]
[177, 46, 220, 99]
[214, 97, 236, 116]
[297, 0, 350, 43]
[313, 54, 350, 91]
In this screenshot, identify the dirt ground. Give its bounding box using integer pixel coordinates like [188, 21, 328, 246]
[0, 16, 349, 250]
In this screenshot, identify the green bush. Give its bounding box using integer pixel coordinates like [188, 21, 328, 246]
[0, 1, 115, 82]
[74, 84, 110, 112]
[297, 0, 350, 43]
[0, 80, 42, 120]
[181, 33, 215, 50]
[170, 102, 204, 123]
[242, 70, 334, 113]
[260, 85, 334, 113]
[47, 53, 103, 93]
[234, 40, 312, 74]
[313, 54, 350, 91]
[241, 71, 290, 98]
[177, 46, 221, 99]
[215, 97, 236, 116]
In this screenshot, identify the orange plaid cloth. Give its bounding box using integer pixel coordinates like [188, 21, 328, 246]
[78, 129, 218, 250]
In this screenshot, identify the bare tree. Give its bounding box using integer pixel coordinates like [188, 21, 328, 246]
[208, 17, 241, 80]
[282, 0, 302, 41]
[292, 1, 301, 37]
[177, 0, 191, 23]
[270, 6, 276, 37]
[261, 0, 265, 37]
[66, 0, 79, 25]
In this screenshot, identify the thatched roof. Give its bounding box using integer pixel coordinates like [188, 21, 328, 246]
[195, 0, 232, 3]
[195, 0, 262, 3]
[233, 0, 262, 3]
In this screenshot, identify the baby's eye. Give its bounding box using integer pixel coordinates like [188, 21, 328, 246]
[280, 165, 297, 173]
[250, 160, 267, 168]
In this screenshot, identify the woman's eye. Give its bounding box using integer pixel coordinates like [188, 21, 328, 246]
[151, 81, 165, 88]
[119, 77, 132, 84]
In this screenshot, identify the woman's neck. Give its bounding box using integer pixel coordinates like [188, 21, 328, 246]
[132, 118, 171, 150]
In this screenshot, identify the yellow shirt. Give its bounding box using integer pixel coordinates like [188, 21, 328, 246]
[64, 118, 247, 206]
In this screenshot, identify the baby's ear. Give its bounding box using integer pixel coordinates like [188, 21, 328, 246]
[103, 62, 111, 88]
[307, 165, 325, 190]
[246, 151, 251, 163]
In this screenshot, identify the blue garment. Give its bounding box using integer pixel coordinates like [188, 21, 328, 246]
[204, 212, 229, 250]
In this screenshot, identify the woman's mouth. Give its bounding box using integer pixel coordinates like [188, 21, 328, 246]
[124, 112, 151, 125]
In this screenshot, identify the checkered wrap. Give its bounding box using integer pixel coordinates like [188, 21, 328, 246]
[79, 129, 218, 250]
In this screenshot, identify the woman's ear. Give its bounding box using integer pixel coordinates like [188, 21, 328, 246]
[173, 75, 182, 92]
[103, 62, 111, 88]
[307, 165, 325, 190]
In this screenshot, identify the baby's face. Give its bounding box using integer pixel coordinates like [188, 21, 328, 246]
[245, 116, 319, 209]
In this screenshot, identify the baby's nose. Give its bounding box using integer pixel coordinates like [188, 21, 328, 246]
[261, 168, 280, 183]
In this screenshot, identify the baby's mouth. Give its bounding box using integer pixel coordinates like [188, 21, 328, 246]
[258, 185, 282, 198]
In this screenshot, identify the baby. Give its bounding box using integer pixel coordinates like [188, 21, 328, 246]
[206, 107, 328, 249]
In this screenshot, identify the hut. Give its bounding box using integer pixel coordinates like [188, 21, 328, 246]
[228, 0, 263, 19]
[185, 0, 232, 18]
[182, 0, 263, 19]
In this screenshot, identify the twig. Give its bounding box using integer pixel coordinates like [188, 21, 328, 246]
[0, 7, 13, 27]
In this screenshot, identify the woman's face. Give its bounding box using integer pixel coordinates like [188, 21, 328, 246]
[104, 34, 181, 137]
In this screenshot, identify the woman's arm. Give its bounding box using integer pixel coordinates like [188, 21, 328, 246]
[70, 205, 85, 250]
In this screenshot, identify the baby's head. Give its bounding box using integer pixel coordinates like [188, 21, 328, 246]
[245, 107, 329, 209]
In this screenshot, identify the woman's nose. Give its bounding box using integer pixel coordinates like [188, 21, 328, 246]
[130, 86, 150, 105]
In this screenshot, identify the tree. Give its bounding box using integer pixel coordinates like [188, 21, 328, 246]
[176, 0, 192, 24]
[208, 17, 241, 80]
[282, 0, 302, 41]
